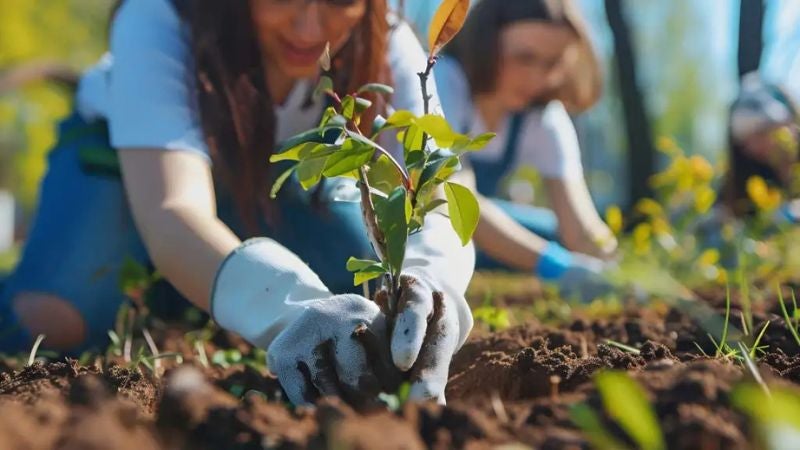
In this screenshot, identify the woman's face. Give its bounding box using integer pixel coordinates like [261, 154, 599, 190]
[251, 0, 367, 80]
[495, 21, 578, 112]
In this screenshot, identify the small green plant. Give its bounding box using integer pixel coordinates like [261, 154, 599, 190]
[777, 285, 800, 347]
[698, 287, 770, 361]
[571, 371, 666, 450]
[269, 0, 485, 309]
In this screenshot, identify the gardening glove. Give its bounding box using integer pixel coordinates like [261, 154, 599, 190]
[211, 238, 398, 406]
[536, 242, 613, 303]
[388, 213, 475, 404]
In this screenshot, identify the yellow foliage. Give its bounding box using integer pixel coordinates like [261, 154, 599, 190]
[697, 248, 720, 267]
[0, 0, 111, 211]
[693, 185, 716, 214]
[688, 155, 713, 182]
[605, 205, 623, 236]
[746, 176, 782, 212]
[632, 223, 652, 255]
[635, 198, 664, 217]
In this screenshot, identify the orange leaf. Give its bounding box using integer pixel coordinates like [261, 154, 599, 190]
[428, 0, 470, 57]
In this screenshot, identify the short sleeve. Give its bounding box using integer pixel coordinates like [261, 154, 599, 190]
[108, 0, 209, 161]
[517, 101, 584, 181]
[432, 56, 473, 133]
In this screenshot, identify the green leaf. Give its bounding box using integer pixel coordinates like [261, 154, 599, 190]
[368, 154, 404, 195]
[346, 258, 388, 286]
[416, 114, 468, 147]
[453, 132, 496, 151]
[271, 142, 321, 163]
[355, 97, 373, 114]
[375, 186, 409, 274]
[345, 130, 382, 150]
[314, 76, 333, 100]
[354, 270, 385, 286]
[270, 164, 297, 199]
[323, 144, 374, 178]
[595, 371, 666, 450]
[569, 403, 632, 450]
[357, 83, 395, 96]
[422, 198, 448, 215]
[419, 151, 460, 189]
[371, 115, 387, 135]
[399, 124, 425, 154]
[319, 106, 338, 127]
[275, 127, 341, 155]
[346, 257, 383, 272]
[444, 182, 480, 246]
[386, 110, 415, 127]
[296, 156, 329, 190]
[342, 95, 356, 119]
[732, 384, 800, 430]
[327, 114, 348, 128]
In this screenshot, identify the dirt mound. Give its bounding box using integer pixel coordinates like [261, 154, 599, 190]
[0, 301, 796, 449]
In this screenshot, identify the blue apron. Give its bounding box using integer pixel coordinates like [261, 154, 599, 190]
[471, 113, 524, 198]
[470, 113, 561, 270]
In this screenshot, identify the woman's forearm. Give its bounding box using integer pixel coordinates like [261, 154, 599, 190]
[546, 179, 617, 259]
[119, 149, 241, 311]
[473, 196, 549, 272]
[137, 206, 240, 311]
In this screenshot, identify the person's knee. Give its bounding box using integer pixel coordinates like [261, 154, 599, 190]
[12, 293, 86, 350]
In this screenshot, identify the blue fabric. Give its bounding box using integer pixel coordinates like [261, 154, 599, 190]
[474, 198, 561, 271]
[0, 112, 375, 354]
[471, 113, 524, 197]
[470, 113, 564, 273]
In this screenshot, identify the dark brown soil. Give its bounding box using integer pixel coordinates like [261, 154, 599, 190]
[0, 299, 797, 449]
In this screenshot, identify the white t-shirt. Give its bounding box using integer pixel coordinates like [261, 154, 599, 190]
[433, 56, 584, 182]
[75, 0, 437, 163]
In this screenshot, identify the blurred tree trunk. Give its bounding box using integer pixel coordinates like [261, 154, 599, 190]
[604, 0, 655, 208]
[737, 0, 765, 78]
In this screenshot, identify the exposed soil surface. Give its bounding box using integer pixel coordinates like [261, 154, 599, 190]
[0, 297, 798, 449]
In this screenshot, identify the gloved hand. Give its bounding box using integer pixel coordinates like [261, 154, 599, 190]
[211, 239, 399, 406]
[266, 294, 400, 405]
[388, 213, 475, 404]
[536, 242, 612, 303]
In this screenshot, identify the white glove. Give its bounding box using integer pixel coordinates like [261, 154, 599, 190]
[211, 239, 398, 406]
[388, 213, 475, 403]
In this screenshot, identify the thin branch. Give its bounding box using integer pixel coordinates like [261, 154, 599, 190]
[418, 57, 437, 116]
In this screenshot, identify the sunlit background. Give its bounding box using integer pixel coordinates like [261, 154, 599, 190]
[1, 0, 798, 239]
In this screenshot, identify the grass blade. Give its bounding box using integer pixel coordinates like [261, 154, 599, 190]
[27, 334, 46, 366]
[778, 285, 800, 347]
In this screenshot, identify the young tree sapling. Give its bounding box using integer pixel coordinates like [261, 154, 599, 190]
[270, 0, 489, 315]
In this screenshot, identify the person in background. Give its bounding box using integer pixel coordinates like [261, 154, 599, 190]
[435, 0, 617, 301]
[722, 72, 799, 220]
[0, 0, 475, 405]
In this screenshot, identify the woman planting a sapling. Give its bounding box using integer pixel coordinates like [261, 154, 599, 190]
[435, 0, 617, 301]
[0, 0, 476, 405]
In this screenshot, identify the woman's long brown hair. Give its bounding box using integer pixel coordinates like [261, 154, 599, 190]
[177, 0, 388, 233]
[113, 0, 389, 234]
